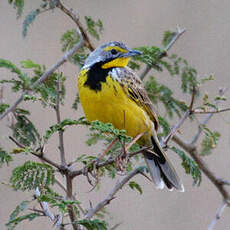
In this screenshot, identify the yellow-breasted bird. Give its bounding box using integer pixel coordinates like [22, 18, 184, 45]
[77, 41, 184, 191]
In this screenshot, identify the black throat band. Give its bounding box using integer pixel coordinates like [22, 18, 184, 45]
[84, 62, 113, 91]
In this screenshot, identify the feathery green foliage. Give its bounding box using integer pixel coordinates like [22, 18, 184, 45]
[85, 16, 103, 40]
[158, 116, 171, 136]
[0, 147, 13, 166]
[131, 46, 165, 71]
[0, 103, 10, 114]
[171, 146, 201, 186]
[8, 0, 24, 18]
[78, 219, 108, 230]
[128, 181, 143, 194]
[22, 9, 41, 37]
[44, 117, 89, 141]
[6, 199, 39, 230]
[11, 109, 41, 146]
[200, 126, 220, 156]
[6, 213, 39, 230]
[61, 29, 89, 67]
[162, 30, 177, 48]
[10, 161, 55, 191]
[145, 76, 188, 118]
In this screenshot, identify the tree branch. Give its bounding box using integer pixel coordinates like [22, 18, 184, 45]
[70, 146, 151, 178]
[193, 107, 230, 114]
[173, 134, 230, 201]
[207, 200, 229, 230]
[55, 77, 67, 168]
[9, 136, 63, 171]
[56, 0, 94, 51]
[66, 175, 79, 230]
[84, 167, 141, 219]
[34, 188, 63, 229]
[190, 88, 228, 145]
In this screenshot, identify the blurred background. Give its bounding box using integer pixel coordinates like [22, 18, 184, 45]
[1, 0, 230, 229]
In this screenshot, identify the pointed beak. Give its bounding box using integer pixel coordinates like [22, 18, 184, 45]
[121, 49, 142, 58]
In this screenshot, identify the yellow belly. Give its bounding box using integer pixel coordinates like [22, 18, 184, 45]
[78, 70, 153, 145]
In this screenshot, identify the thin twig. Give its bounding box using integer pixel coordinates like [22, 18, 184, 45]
[190, 88, 229, 145]
[193, 107, 230, 114]
[218, 179, 230, 186]
[163, 110, 190, 146]
[173, 134, 230, 201]
[9, 136, 63, 171]
[66, 175, 78, 230]
[207, 200, 229, 230]
[0, 37, 84, 121]
[189, 85, 197, 111]
[55, 77, 67, 168]
[56, 0, 94, 51]
[84, 167, 141, 219]
[70, 146, 151, 178]
[140, 26, 186, 80]
[163, 83, 197, 146]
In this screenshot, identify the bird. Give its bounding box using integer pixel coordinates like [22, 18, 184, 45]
[77, 41, 184, 191]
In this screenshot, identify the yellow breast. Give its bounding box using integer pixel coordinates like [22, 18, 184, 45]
[77, 69, 153, 145]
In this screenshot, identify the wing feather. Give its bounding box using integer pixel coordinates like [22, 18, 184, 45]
[115, 67, 159, 130]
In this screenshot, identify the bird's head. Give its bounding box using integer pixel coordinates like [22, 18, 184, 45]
[83, 41, 142, 69]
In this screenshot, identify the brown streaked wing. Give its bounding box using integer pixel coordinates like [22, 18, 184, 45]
[118, 67, 159, 131]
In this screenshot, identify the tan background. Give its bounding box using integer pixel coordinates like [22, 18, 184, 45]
[1, 0, 230, 229]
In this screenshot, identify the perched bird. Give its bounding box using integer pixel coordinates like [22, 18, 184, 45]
[77, 41, 184, 191]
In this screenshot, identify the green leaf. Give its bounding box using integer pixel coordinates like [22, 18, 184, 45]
[21, 59, 41, 70]
[0, 103, 10, 114]
[0, 59, 24, 79]
[72, 93, 80, 110]
[9, 200, 30, 221]
[145, 76, 188, 118]
[8, 0, 24, 18]
[200, 126, 220, 156]
[78, 219, 108, 230]
[132, 46, 165, 71]
[214, 96, 227, 101]
[10, 161, 55, 191]
[6, 213, 39, 230]
[44, 117, 90, 141]
[85, 16, 103, 40]
[11, 111, 41, 146]
[171, 146, 201, 186]
[129, 181, 143, 194]
[0, 147, 13, 166]
[61, 29, 89, 67]
[90, 120, 129, 141]
[200, 75, 214, 84]
[22, 9, 41, 37]
[162, 30, 177, 48]
[158, 116, 170, 136]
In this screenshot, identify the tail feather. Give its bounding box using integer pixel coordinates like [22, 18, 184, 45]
[143, 132, 184, 192]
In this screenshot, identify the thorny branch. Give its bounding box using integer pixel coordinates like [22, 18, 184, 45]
[170, 88, 230, 230]
[55, 0, 94, 51]
[55, 77, 67, 168]
[84, 167, 142, 219]
[207, 201, 229, 230]
[192, 107, 230, 114]
[34, 188, 63, 229]
[163, 84, 197, 146]
[70, 146, 151, 178]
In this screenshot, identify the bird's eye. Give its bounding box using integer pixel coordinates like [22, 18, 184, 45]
[110, 49, 118, 55]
